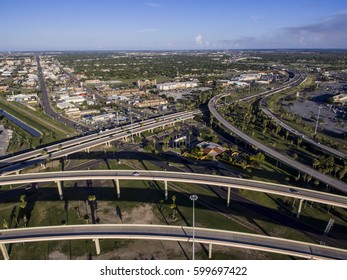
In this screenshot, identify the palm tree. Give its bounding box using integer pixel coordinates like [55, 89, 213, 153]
[333, 165, 341, 178]
[339, 166, 347, 180]
[313, 158, 320, 168]
[297, 138, 302, 147]
[314, 180, 320, 188]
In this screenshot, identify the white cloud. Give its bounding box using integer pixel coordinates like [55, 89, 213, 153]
[195, 34, 209, 48]
[195, 34, 203, 46]
[217, 12, 347, 49]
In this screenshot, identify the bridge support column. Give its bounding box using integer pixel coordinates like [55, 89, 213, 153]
[15, 170, 21, 175]
[227, 187, 231, 207]
[0, 243, 9, 260]
[56, 181, 63, 200]
[208, 243, 213, 259]
[114, 178, 120, 198]
[93, 238, 101, 255]
[85, 148, 90, 153]
[297, 199, 304, 219]
[164, 180, 168, 200]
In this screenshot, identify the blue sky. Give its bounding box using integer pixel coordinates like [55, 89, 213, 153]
[0, 0, 346, 50]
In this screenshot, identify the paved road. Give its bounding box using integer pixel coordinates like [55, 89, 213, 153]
[0, 110, 199, 174]
[1, 170, 347, 208]
[36, 56, 82, 130]
[261, 104, 347, 160]
[1, 224, 347, 260]
[209, 90, 347, 194]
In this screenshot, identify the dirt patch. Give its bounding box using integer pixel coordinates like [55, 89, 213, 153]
[40, 203, 276, 260]
[48, 251, 69, 260]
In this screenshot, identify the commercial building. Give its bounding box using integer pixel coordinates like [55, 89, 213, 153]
[156, 81, 198, 91]
[133, 98, 168, 108]
[104, 88, 145, 97]
[6, 93, 38, 102]
[137, 79, 157, 88]
[239, 73, 261, 81]
[92, 113, 115, 123]
[59, 95, 86, 104]
[64, 108, 81, 119]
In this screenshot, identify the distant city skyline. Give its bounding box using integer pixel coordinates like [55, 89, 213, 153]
[0, 0, 347, 51]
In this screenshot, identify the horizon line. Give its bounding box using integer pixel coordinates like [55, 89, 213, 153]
[2, 47, 347, 53]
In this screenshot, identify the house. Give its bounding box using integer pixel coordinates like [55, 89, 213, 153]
[196, 142, 226, 159]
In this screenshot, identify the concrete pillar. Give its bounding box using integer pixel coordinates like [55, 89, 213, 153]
[94, 238, 101, 255]
[297, 199, 304, 219]
[0, 243, 9, 260]
[56, 181, 63, 200]
[114, 178, 120, 198]
[164, 180, 168, 200]
[15, 170, 20, 175]
[227, 187, 231, 207]
[85, 148, 90, 153]
[208, 243, 213, 259]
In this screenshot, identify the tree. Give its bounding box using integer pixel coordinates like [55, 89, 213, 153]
[339, 165, 347, 180]
[2, 219, 9, 229]
[333, 165, 341, 178]
[297, 138, 302, 147]
[313, 158, 320, 168]
[314, 180, 320, 188]
[306, 175, 312, 186]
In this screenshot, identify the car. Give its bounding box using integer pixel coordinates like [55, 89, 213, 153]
[132, 172, 140, 176]
[289, 188, 299, 193]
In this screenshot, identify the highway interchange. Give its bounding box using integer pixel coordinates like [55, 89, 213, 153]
[1, 224, 347, 260]
[1, 68, 347, 260]
[1, 170, 347, 209]
[209, 72, 347, 194]
[0, 110, 198, 175]
[260, 96, 347, 160]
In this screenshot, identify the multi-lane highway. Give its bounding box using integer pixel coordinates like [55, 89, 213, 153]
[209, 73, 347, 194]
[1, 224, 347, 260]
[261, 102, 347, 160]
[0, 110, 199, 175]
[36, 56, 81, 129]
[1, 170, 347, 209]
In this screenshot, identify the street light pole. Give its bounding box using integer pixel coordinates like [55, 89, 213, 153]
[190, 194, 198, 260]
[314, 105, 322, 135]
[130, 103, 134, 143]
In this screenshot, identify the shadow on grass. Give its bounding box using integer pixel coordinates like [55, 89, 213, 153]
[2, 185, 347, 245]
